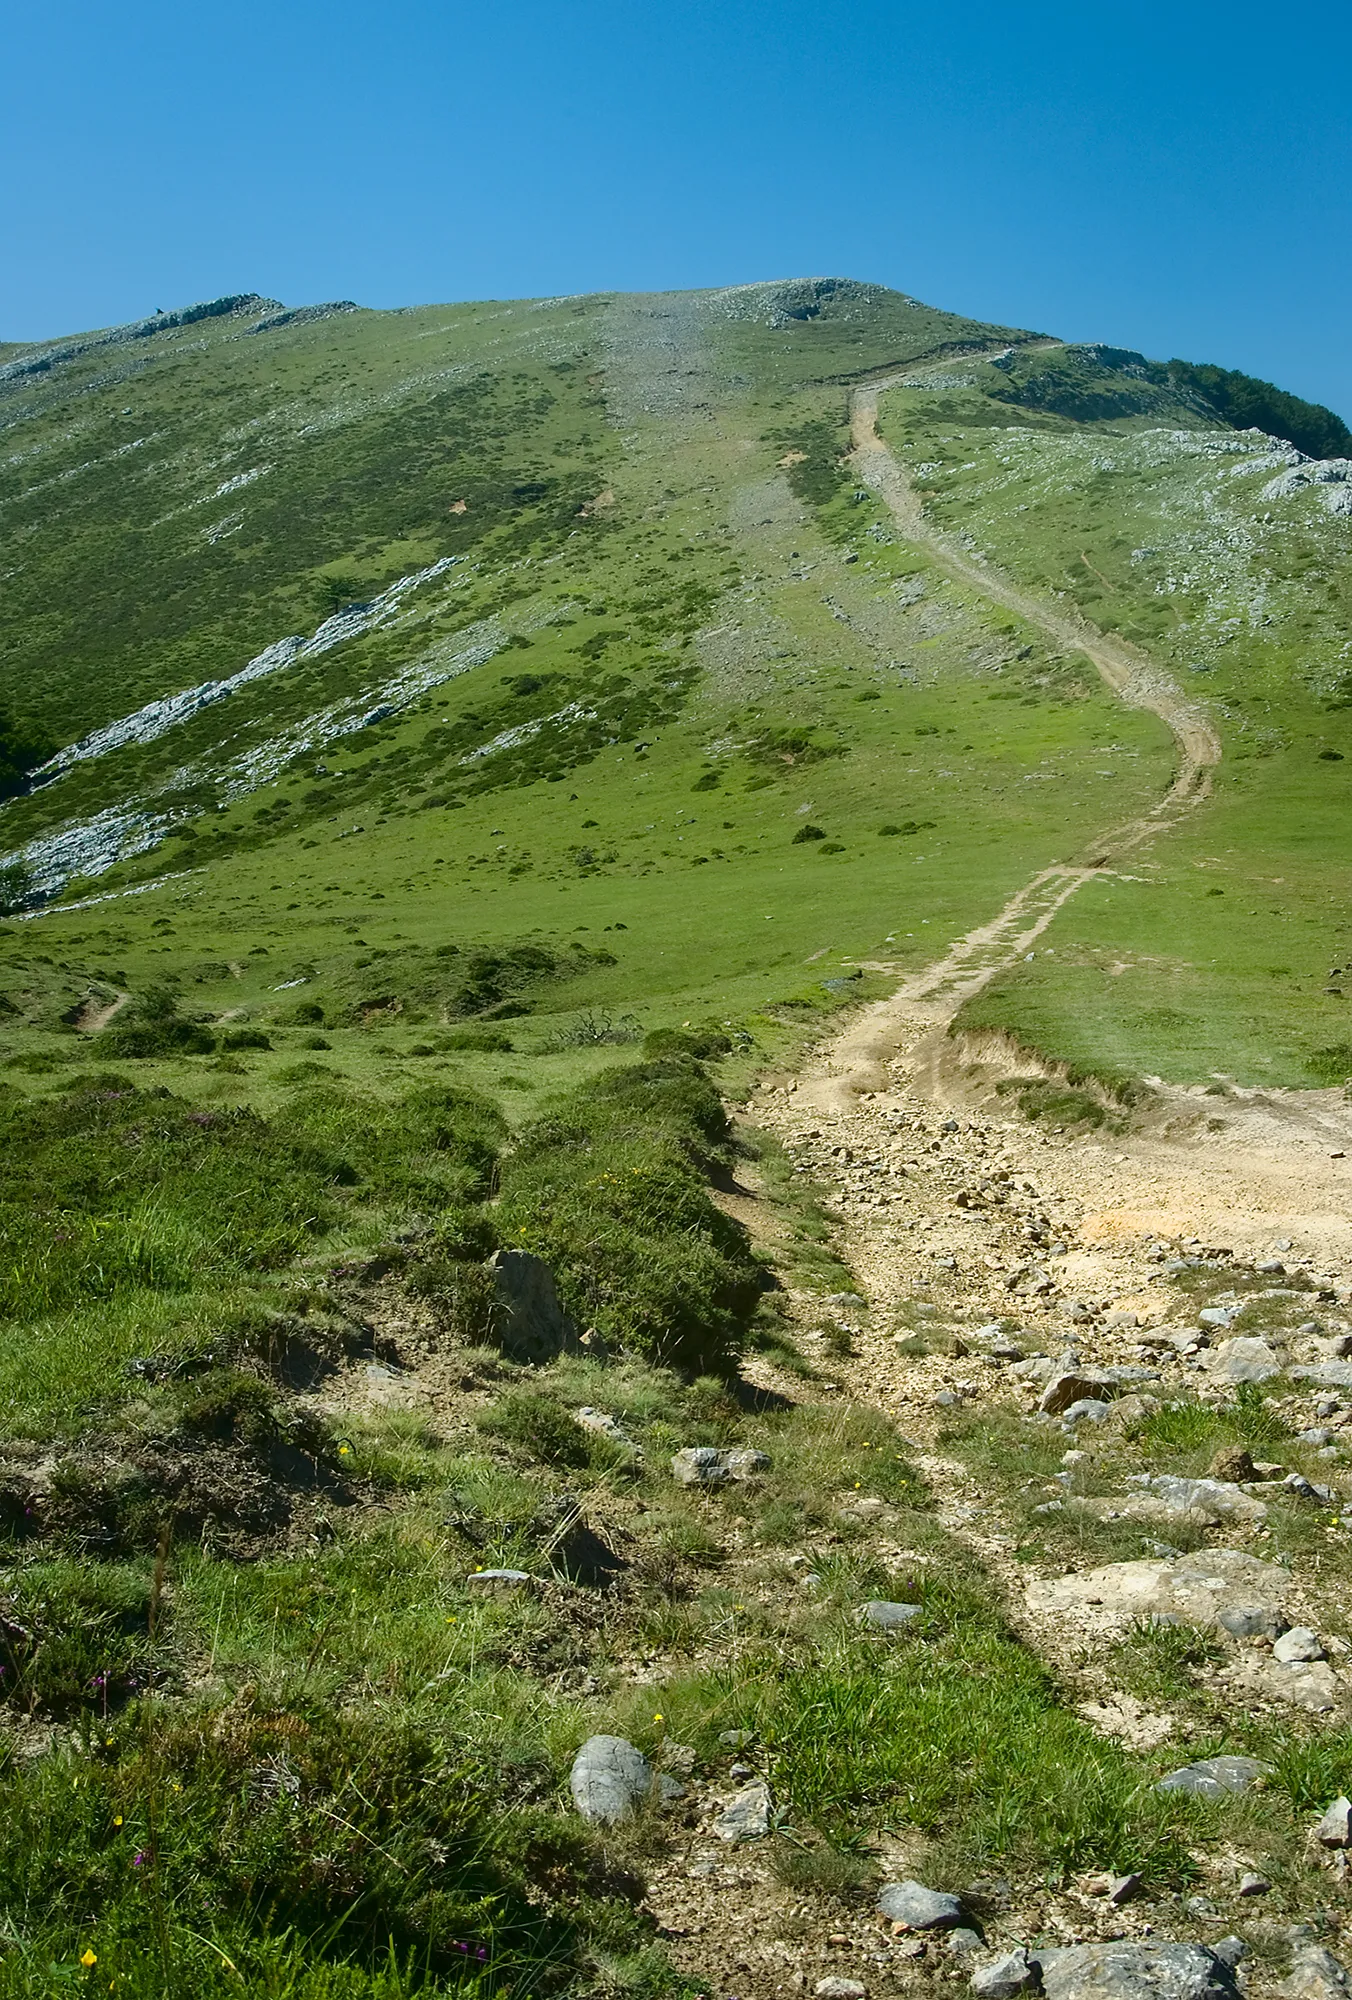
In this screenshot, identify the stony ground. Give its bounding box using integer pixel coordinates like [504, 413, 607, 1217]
[625, 985, 1352, 2000]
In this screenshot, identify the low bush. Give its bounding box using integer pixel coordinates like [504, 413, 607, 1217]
[478, 1389, 590, 1468]
[497, 1056, 762, 1374]
[101, 988, 215, 1059]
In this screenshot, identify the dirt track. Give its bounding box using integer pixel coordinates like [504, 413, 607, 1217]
[774, 378, 1352, 1258]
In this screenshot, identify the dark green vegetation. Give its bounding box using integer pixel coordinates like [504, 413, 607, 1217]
[1, 275, 1351, 1989]
[1151, 359, 1352, 461]
[984, 343, 1352, 457]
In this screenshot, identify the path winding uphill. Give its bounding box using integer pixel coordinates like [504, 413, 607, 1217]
[788, 373, 1228, 1113]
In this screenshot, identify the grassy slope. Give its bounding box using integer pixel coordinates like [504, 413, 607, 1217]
[875, 346, 1352, 1086]
[1, 285, 1350, 1993]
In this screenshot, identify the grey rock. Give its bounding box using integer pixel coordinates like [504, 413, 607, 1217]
[1283, 1472, 1337, 1504]
[574, 1406, 641, 1453]
[1314, 1794, 1352, 1846]
[861, 1600, 924, 1630]
[1238, 1872, 1270, 1896]
[1212, 1943, 1247, 1972]
[948, 1932, 985, 1958]
[1027, 1549, 1288, 1635]
[1040, 1369, 1120, 1416]
[1205, 1337, 1281, 1383]
[465, 1567, 533, 1590]
[972, 1949, 1039, 1999]
[1217, 1604, 1285, 1640]
[489, 1249, 581, 1364]
[569, 1735, 652, 1824]
[816, 1981, 867, 1999]
[657, 1772, 686, 1802]
[1274, 1626, 1325, 1663]
[1156, 1755, 1273, 1798]
[671, 1446, 770, 1486]
[718, 1728, 754, 1749]
[1199, 1305, 1240, 1327]
[714, 1778, 772, 1841]
[1036, 1942, 1240, 2000]
[1121, 1474, 1267, 1526]
[1062, 1398, 1114, 1426]
[1108, 1873, 1142, 1904]
[1260, 1657, 1341, 1711]
[878, 1880, 965, 1929]
[1286, 1947, 1352, 2000]
[1294, 1363, 1352, 1389]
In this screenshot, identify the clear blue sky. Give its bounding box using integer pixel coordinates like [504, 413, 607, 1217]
[5, 0, 1350, 418]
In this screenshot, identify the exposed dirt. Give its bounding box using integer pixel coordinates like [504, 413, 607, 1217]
[70, 989, 128, 1033]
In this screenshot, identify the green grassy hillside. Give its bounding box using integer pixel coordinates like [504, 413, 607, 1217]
[873, 340, 1352, 1084]
[2, 279, 1351, 1994]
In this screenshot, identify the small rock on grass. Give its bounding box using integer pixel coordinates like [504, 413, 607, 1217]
[1156, 1755, 1272, 1797]
[860, 1600, 924, 1630]
[1205, 1337, 1280, 1384]
[816, 1981, 867, 1999]
[1217, 1605, 1284, 1640]
[1039, 1369, 1120, 1417]
[878, 1880, 965, 1929]
[972, 1949, 1039, 2000]
[1238, 1872, 1270, 1896]
[570, 1735, 652, 1824]
[1314, 1795, 1352, 1846]
[670, 1446, 770, 1486]
[1209, 1447, 1258, 1482]
[466, 1568, 533, 1590]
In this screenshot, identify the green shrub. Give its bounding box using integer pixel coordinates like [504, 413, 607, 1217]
[0, 1704, 605, 1989]
[478, 1390, 590, 1467]
[220, 1028, 272, 1052]
[0, 1086, 340, 1322]
[101, 988, 215, 1058]
[0, 1562, 156, 1717]
[439, 1026, 514, 1052]
[643, 1026, 732, 1061]
[498, 1057, 761, 1373]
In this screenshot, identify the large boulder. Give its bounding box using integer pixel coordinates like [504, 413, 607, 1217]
[489, 1249, 581, 1364]
[1026, 1549, 1288, 1636]
[1037, 1943, 1240, 2000]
